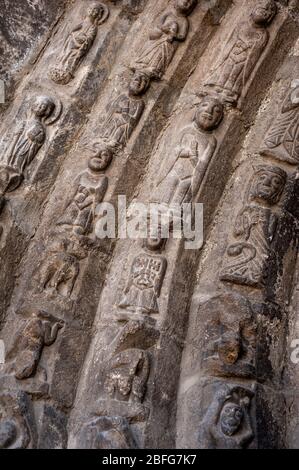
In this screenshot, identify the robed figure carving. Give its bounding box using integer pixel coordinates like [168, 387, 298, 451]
[204, 0, 277, 106]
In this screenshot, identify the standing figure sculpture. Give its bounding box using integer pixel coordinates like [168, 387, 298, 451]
[49, 3, 109, 85]
[99, 72, 149, 152]
[261, 79, 299, 164]
[118, 230, 167, 316]
[220, 165, 287, 287]
[153, 96, 223, 206]
[204, 0, 277, 106]
[0, 95, 61, 203]
[131, 0, 197, 80]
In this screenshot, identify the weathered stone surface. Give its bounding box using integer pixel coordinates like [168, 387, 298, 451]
[0, 0, 299, 449]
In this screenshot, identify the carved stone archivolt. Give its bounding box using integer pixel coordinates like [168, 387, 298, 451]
[203, 0, 277, 106]
[261, 79, 299, 164]
[1, 0, 298, 452]
[220, 164, 287, 288]
[49, 3, 110, 85]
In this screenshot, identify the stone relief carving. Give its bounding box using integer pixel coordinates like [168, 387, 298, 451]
[56, 160, 110, 236]
[105, 349, 150, 404]
[200, 293, 256, 378]
[118, 232, 167, 316]
[49, 3, 110, 85]
[220, 165, 287, 287]
[78, 416, 137, 449]
[261, 79, 299, 164]
[153, 96, 223, 206]
[203, 0, 277, 106]
[97, 320, 159, 420]
[38, 148, 111, 297]
[131, 0, 197, 80]
[39, 236, 87, 297]
[6, 311, 64, 381]
[0, 391, 34, 449]
[97, 72, 149, 153]
[198, 385, 254, 449]
[0, 95, 62, 212]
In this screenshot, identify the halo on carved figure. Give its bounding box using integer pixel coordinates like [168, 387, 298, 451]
[175, 0, 198, 16]
[92, 2, 110, 25]
[30, 95, 62, 125]
[250, 0, 277, 26]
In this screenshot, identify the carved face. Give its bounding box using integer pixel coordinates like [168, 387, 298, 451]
[251, 0, 277, 26]
[195, 98, 224, 131]
[146, 235, 165, 251]
[89, 147, 113, 172]
[129, 72, 150, 96]
[0, 420, 17, 449]
[218, 332, 240, 365]
[175, 0, 197, 15]
[33, 96, 54, 118]
[251, 168, 286, 205]
[220, 403, 243, 436]
[88, 5, 103, 21]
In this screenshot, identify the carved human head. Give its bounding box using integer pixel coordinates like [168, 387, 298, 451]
[195, 96, 224, 131]
[220, 402, 244, 436]
[88, 3, 105, 21]
[175, 0, 197, 16]
[88, 145, 113, 172]
[129, 72, 150, 96]
[145, 221, 167, 251]
[251, 0, 277, 26]
[250, 165, 286, 205]
[33, 96, 55, 119]
[218, 332, 241, 365]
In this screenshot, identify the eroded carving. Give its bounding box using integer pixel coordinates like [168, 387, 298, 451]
[220, 165, 286, 287]
[154, 96, 223, 205]
[198, 385, 254, 449]
[261, 79, 299, 164]
[204, 0, 277, 106]
[105, 349, 150, 403]
[6, 311, 64, 380]
[118, 232, 167, 315]
[131, 0, 197, 80]
[78, 416, 137, 449]
[97, 72, 149, 153]
[57, 163, 110, 236]
[200, 293, 256, 378]
[0, 95, 62, 211]
[39, 237, 87, 297]
[0, 391, 34, 449]
[49, 3, 109, 85]
[38, 152, 111, 297]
